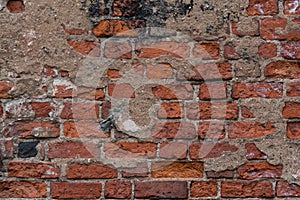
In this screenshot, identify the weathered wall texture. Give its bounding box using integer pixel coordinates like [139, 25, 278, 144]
[1, 0, 300, 199]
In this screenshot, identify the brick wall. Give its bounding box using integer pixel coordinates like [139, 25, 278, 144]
[1, 0, 300, 199]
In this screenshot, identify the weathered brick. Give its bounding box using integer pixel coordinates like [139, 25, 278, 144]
[55, 86, 105, 100]
[206, 170, 235, 179]
[276, 181, 300, 197]
[283, 102, 300, 119]
[287, 82, 300, 97]
[61, 23, 88, 35]
[233, 82, 283, 98]
[232, 19, 259, 36]
[107, 69, 121, 79]
[104, 142, 156, 158]
[6, 0, 25, 13]
[193, 43, 220, 60]
[198, 121, 225, 140]
[104, 41, 132, 59]
[31, 102, 55, 118]
[51, 182, 102, 199]
[5, 121, 59, 138]
[258, 43, 277, 58]
[287, 122, 300, 139]
[18, 141, 39, 158]
[187, 102, 238, 120]
[108, 84, 135, 98]
[113, 0, 140, 17]
[238, 162, 282, 180]
[284, 0, 300, 14]
[146, 63, 173, 79]
[48, 141, 100, 159]
[92, 19, 145, 37]
[265, 61, 300, 78]
[151, 122, 197, 139]
[67, 163, 117, 179]
[60, 102, 99, 120]
[43, 66, 58, 77]
[0, 103, 2, 117]
[121, 163, 148, 178]
[200, 83, 227, 100]
[0, 140, 13, 158]
[245, 143, 267, 160]
[158, 102, 183, 119]
[224, 44, 240, 60]
[64, 121, 107, 138]
[159, 141, 187, 159]
[281, 42, 300, 59]
[67, 40, 100, 56]
[0, 181, 46, 198]
[105, 180, 132, 199]
[242, 106, 255, 118]
[190, 181, 218, 198]
[228, 122, 276, 138]
[135, 181, 187, 199]
[151, 161, 203, 178]
[247, 0, 278, 15]
[8, 162, 60, 178]
[221, 181, 273, 198]
[190, 142, 239, 159]
[152, 84, 193, 100]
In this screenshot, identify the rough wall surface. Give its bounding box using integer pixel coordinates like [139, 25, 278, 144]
[1, 0, 300, 199]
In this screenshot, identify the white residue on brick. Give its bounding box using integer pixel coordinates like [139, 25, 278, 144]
[5, 99, 35, 118]
[53, 79, 77, 96]
[254, 4, 264, 14]
[287, 0, 299, 13]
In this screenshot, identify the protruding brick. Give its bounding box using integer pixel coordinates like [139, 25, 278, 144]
[60, 102, 99, 120]
[233, 82, 283, 98]
[200, 83, 227, 100]
[287, 122, 300, 139]
[6, 0, 25, 13]
[190, 142, 238, 159]
[0, 181, 46, 198]
[67, 40, 100, 56]
[193, 43, 220, 60]
[64, 121, 107, 138]
[105, 180, 132, 199]
[135, 181, 188, 199]
[281, 42, 300, 59]
[104, 42, 132, 59]
[152, 84, 193, 100]
[151, 161, 203, 178]
[247, 0, 278, 15]
[265, 61, 300, 78]
[146, 63, 173, 79]
[206, 170, 235, 179]
[67, 163, 117, 179]
[198, 121, 225, 140]
[259, 43, 277, 58]
[287, 82, 300, 97]
[151, 122, 197, 139]
[283, 102, 300, 119]
[158, 102, 183, 119]
[51, 182, 102, 199]
[221, 181, 273, 198]
[190, 181, 218, 198]
[159, 141, 187, 159]
[187, 102, 238, 120]
[228, 122, 276, 138]
[245, 143, 267, 160]
[276, 181, 300, 197]
[284, 0, 300, 14]
[8, 162, 60, 178]
[238, 162, 282, 180]
[108, 84, 135, 98]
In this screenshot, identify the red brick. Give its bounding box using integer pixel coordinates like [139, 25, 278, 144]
[158, 102, 183, 119]
[92, 19, 145, 37]
[186, 102, 238, 120]
[198, 121, 225, 140]
[193, 43, 220, 60]
[104, 41, 132, 59]
[54, 85, 73, 98]
[265, 61, 300, 78]
[0, 103, 2, 117]
[283, 102, 300, 119]
[107, 69, 121, 79]
[136, 42, 190, 58]
[67, 40, 100, 56]
[67, 163, 117, 179]
[159, 141, 187, 159]
[228, 122, 276, 139]
[6, 0, 25, 13]
[0, 181, 46, 198]
[8, 162, 60, 178]
[284, 0, 300, 14]
[64, 121, 107, 138]
[146, 63, 173, 79]
[105, 180, 132, 199]
[232, 19, 259, 36]
[104, 142, 156, 158]
[43, 66, 58, 77]
[61, 23, 88, 35]
[113, 0, 139, 17]
[259, 43, 277, 58]
[134, 181, 187, 199]
[247, 0, 278, 15]
[206, 170, 235, 179]
[233, 82, 283, 98]
[261, 18, 300, 40]
[242, 106, 255, 118]
[108, 84, 135, 98]
[60, 102, 99, 120]
[200, 83, 227, 100]
[221, 181, 273, 198]
[51, 182, 102, 199]
[152, 84, 193, 100]
[151, 161, 203, 178]
[4, 121, 59, 138]
[287, 82, 300, 97]
[151, 122, 197, 139]
[48, 141, 100, 158]
[76, 87, 105, 100]
[276, 181, 300, 197]
[0, 140, 13, 158]
[190, 142, 239, 159]
[121, 163, 148, 178]
[281, 42, 300, 59]
[191, 181, 218, 198]
[0, 81, 13, 98]
[224, 44, 240, 60]
[60, 70, 69, 77]
[31, 102, 55, 118]
[287, 122, 300, 139]
[245, 143, 267, 160]
[238, 162, 282, 180]
[101, 101, 111, 119]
